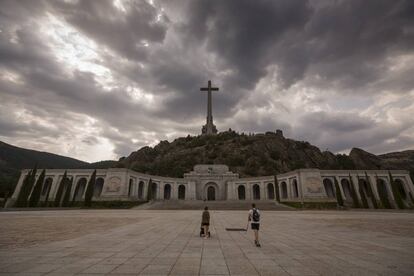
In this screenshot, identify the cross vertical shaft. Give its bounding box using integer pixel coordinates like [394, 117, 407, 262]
[200, 80, 219, 135]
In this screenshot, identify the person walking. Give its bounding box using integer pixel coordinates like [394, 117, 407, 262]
[201, 206, 210, 239]
[248, 203, 261, 247]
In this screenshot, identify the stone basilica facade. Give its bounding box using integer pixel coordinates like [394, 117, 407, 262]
[8, 164, 414, 208]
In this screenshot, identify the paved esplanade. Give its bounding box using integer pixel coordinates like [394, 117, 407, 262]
[1, 210, 413, 275]
[201, 80, 219, 135]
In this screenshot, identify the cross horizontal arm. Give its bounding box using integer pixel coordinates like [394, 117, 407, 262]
[200, 87, 219, 91]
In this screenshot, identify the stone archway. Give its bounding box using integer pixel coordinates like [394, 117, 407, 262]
[377, 178, 391, 208]
[178, 185, 185, 200]
[138, 181, 144, 199]
[267, 183, 275, 200]
[205, 182, 218, 201]
[73, 178, 87, 201]
[281, 182, 288, 199]
[238, 185, 246, 200]
[207, 186, 216, 201]
[292, 179, 299, 198]
[394, 179, 407, 200]
[323, 178, 335, 198]
[164, 184, 171, 200]
[341, 178, 352, 200]
[94, 178, 104, 197]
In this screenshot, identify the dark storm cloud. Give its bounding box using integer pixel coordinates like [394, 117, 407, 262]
[0, 0, 413, 161]
[49, 0, 169, 61]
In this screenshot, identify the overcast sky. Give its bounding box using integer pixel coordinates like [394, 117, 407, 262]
[1, 0, 414, 162]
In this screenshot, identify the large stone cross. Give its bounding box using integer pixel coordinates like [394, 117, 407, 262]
[200, 80, 219, 135]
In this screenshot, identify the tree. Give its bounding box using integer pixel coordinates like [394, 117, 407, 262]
[54, 171, 67, 207]
[62, 177, 73, 207]
[358, 176, 369, 209]
[274, 175, 280, 202]
[364, 172, 378, 209]
[84, 170, 96, 207]
[348, 174, 360, 208]
[334, 177, 344, 207]
[15, 170, 33, 207]
[375, 174, 391, 209]
[29, 169, 45, 207]
[388, 171, 405, 209]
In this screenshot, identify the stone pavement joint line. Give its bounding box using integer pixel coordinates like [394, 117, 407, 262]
[0, 210, 414, 275]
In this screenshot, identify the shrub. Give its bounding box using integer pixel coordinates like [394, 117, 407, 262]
[376, 174, 391, 209]
[389, 171, 405, 209]
[358, 182, 369, 209]
[15, 170, 32, 207]
[54, 171, 67, 207]
[334, 177, 344, 207]
[61, 177, 73, 207]
[84, 170, 96, 207]
[29, 169, 45, 207]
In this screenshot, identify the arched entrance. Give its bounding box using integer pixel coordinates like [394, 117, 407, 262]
[323, 178, 335, 198]
[341, 178, 352, 200]
[178, 185, 185, 200]
[164, 184, 171, 200]
[138, 181, 144, 199]
[267, 183, 275, 199]
[238, 185, 245, 200]
[151, 182, 157, 200]
[94, 178, 104, 197]
[73, 178, 87, 201]
[394, 179, 407, 200]
[253, 184, 260, 200]
[41, 178, 53, 197]
[207, 186, 216, 201]
[281, 182, 288, 199]
[292, 179, 299, 198]
[377, 178, 391, 208]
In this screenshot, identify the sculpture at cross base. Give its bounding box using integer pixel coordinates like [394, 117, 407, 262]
[200, 80, 219, 135]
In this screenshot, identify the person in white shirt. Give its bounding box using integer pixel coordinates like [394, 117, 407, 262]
[248, 203, 261, 247]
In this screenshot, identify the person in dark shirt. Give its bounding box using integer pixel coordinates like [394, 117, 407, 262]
[201, 206, 210, 239]
[248, 203, 261, 247]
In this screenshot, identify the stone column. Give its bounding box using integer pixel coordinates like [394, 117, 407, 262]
[260, 182, 265, 200]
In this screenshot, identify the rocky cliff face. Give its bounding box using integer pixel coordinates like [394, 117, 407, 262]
[120, 130, 411, 178]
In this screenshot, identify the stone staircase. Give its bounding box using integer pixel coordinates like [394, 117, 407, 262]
[133, 200, 294, 210]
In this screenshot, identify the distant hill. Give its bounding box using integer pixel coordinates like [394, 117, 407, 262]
[0, 141, 116, 196]
[120, 130, 414, 178]
[2, 131, 413, 197]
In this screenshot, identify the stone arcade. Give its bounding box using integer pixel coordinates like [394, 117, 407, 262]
[7, 164, 414, 208]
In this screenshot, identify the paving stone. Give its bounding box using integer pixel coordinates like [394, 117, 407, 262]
[1, 210, 414, 276]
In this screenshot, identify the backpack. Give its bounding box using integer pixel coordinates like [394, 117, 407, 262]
[252, 208, 260, 222]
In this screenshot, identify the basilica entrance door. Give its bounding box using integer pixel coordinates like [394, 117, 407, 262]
[207, 186, 216, 201]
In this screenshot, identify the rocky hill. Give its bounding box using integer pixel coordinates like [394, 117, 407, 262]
[120, 130, 414, 178]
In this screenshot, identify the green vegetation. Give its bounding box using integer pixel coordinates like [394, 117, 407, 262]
[28, 169, 45, 207]
[61, 177, 73, 207]
[334, 177, 344, 207]
[84, 170, 96, 207]
[389, 171, 405, 209]
[376, 174, 392, 209]
[358, 180, 369, 209]
[54, 171, 67, 207]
